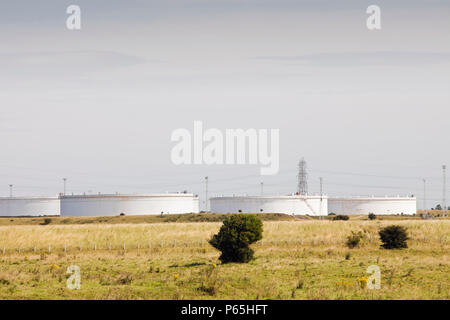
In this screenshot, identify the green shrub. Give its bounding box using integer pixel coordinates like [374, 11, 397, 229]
[333, 215, 349, 221]
[209, 214, 263, 263]
[40, 218, 52, 225]
[115, 273, 133, 285]
[368, 213, 376, 220]
[379, 225, 409, 249]
[346, 231, 364, 248]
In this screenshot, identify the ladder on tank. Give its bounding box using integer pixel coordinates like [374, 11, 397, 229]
[301, 197, 318, 216]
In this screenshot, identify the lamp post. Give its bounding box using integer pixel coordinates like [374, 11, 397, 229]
[63, 178, 67, 195]
[205, 176, 209, 212]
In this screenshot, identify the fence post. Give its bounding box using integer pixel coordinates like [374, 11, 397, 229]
[48, 245, 51, 253]
[2, 247, 5, 255]
[94, 243, 97, 251]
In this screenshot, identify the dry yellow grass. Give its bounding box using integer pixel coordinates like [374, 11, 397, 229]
[0, 220, 448, 299]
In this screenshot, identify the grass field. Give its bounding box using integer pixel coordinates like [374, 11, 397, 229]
[0, 216, 448, 300]
[0, 213, 297, 226]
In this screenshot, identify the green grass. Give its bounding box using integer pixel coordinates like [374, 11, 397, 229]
[0, 219, 448, 300]
[2, 212, 444, 226]
[0, 213, 297, 226]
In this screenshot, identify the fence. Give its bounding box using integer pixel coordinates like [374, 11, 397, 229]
[0, 239, 321, 255]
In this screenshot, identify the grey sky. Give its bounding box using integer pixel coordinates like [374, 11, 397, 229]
[0, 1, 449, 209]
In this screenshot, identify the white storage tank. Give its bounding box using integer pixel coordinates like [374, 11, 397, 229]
[210, 194, 328, 216]
[328, 196, 417, 215]
[60, 193, 200, 216]
[0, 197, 60, 217]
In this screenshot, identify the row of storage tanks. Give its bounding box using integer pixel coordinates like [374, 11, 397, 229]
[0, 194, 199, 217]
[0, 193, 416, 217]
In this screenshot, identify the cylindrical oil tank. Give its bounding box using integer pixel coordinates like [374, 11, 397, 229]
[60, 193, 200, 216]
[0, 197, 60, 217]
[328, 196, 417, 215]
[210, 195, 328, 216]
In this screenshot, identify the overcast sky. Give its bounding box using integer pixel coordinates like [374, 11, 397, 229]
[0, 0, 449, 209]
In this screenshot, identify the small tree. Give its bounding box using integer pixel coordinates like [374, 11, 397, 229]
[209, 214, 263, 263]
[379, 225, 409, 249]
[346, 231, 364, 248]
[368, 213, 376, 220]
[40, 218, 52, 225]
[333, 215, 349, 221]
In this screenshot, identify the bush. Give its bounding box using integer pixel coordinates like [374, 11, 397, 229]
[368, 213, 376, 220]
[346, 231, 364, 248]
[40, 218, 52, 225]
[333, 215, 349, 221]
[115, 273, 133, 285]
[209, 214, 263, 263]
[379, 225, 409, 249]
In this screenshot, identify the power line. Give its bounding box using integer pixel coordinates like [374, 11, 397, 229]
[308, 169, 434, 181]
[443, 165, 447, 216]
[423, 179, 426, 210]
[319, 177, 323, 220]
[297, 158, 308, 194]
[63, 178, 67, 195]
[204, 176, 209, 212]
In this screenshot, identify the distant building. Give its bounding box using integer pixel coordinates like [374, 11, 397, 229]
[328, 196, 417, 215]
[60, 193, 199, 216]
[210, 194, 328, 216]
[0, 197, 60, 217]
